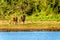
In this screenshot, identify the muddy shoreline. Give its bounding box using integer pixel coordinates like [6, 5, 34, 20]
[0, 27, 60, 32]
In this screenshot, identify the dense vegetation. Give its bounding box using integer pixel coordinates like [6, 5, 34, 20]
[0, 0, 60, 21]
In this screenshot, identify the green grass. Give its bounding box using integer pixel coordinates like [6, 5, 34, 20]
[26, 14, 60, 21]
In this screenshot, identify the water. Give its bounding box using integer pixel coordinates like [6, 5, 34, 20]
[0, 32, 60, 40]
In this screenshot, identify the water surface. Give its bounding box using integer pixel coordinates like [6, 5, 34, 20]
[0, 32, 60, 40]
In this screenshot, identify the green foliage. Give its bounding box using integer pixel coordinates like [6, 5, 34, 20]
[0, 0, 60, 20]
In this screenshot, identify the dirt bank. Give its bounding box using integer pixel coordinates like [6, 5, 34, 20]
[0, 21, 60, 32]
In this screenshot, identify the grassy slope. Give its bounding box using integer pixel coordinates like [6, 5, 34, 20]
[0, 12, 60, 31]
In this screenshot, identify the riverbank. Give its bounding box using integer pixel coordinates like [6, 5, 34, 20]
[0, 21, 60, 32]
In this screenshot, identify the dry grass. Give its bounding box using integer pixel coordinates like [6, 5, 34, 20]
[0, 21, 60, 31]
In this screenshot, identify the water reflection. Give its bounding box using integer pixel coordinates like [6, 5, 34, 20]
[0, 32, 60, 40]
